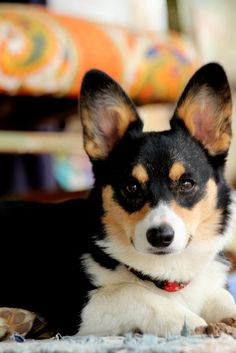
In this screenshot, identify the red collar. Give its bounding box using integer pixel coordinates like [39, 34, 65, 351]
[128, 267, 190, 292]
[159, 280, 190, 292]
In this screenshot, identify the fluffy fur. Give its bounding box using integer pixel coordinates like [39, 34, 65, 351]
[0, 63, 235, 338]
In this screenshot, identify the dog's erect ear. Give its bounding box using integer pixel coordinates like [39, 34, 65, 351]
[174, 63, 232, 156]
[79, 70, 143, 160]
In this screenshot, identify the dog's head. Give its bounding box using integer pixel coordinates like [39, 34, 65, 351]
[80, 63, 232, 268]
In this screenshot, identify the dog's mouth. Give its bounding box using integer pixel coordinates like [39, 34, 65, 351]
[149, 249, 172, 255]
[149, 233, 193, 255]
[131, 233, 193, 256]
[131, 239, 174, 255]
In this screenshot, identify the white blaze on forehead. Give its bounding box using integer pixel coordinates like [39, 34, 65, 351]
[134, 202, 188, 254]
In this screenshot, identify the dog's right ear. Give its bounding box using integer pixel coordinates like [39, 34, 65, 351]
[79, 70, 143, 161]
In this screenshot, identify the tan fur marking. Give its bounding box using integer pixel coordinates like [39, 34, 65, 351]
[81, 110, 97, 157]
[169, 162, 185, 181]
[110, 104, 136, 138]
[85, 140, 102, 159]
[176, 96, 197, 136]
[81, 109, 103, 158]
[204, 101, 232, 154]
[81, 109, 97, 141]
[210, 133, 231, 155]
[132, 164, 149, 184]
[102, 186, 150, 245]
[170, 179, 221, 240]
[81, 109, 92, 131]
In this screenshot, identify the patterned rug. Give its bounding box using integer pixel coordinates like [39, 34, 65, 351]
[1, 333, 236, 353]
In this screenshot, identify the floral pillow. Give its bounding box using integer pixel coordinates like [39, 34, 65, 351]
[0, 4, 198, 103]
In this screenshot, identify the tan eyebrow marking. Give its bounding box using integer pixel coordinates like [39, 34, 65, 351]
[132, 164, 149, 183]
[169, 162, 185, 181]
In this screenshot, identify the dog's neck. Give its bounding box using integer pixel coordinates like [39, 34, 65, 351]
[126, 266, 190, 292]
[90, 243, 190, 292]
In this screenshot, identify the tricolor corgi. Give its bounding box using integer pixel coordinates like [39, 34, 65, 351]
[0, 63, 235, 338]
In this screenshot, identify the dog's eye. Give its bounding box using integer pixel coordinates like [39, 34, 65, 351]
[123, 181, 140, 197]
[179, 179, 195, 193]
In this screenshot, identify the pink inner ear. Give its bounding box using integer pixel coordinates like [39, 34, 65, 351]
[192, 103, 215, 145]
[98, 109, 120, 152]
[100, 110, 119, 138]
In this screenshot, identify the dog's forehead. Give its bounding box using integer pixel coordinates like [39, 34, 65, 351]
[118, 129, 209, 181]
[128, 131, 188, 169]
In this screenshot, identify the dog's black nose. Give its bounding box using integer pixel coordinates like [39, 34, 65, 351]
[146, 224, 174, 247]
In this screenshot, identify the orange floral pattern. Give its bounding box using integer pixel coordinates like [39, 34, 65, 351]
[0, 4, 198, 102]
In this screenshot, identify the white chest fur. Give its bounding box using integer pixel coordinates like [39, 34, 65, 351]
[78, 253, 233, 337]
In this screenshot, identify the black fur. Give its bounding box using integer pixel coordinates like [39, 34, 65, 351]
[0, 199, 92, 335]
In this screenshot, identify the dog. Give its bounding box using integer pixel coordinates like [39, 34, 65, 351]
[0, 62, 235, 338]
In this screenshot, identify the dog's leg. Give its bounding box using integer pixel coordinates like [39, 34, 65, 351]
[201, 288, 236, 324]
[195, 289, 236, 337]
[0, 308, 35, 340]
[79, 283, 206, 337]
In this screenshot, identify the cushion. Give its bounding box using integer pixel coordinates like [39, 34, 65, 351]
[0, 4, 198, 103]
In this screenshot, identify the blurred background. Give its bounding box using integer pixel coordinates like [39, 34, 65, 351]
[0, 0, 235, 264]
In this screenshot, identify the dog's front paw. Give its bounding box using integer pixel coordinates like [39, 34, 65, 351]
[148, 311, 206, 337]
[177, 312, 207, 336]
[0, 308, 35, 340]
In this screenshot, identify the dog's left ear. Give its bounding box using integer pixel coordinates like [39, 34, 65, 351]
[79, 70, 143, 160]
[174, 63, 232, 156]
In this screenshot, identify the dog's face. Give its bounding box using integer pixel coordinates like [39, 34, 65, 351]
[80, 64, 232, 260]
